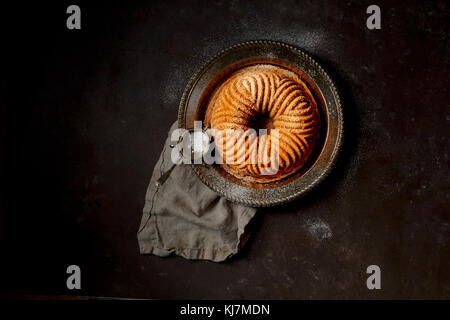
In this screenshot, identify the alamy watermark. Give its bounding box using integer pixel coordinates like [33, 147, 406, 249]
[66, 265, 81, 290]
[366, 5, 381, 30]
[366, 265, 381, 290]
[66, 5, 81, 30]
[170, 121, 280, 175]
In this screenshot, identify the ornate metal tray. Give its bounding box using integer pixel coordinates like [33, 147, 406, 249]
[178, 40, 343, 207]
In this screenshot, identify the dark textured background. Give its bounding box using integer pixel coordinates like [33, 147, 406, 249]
[1, 0, 449, 299]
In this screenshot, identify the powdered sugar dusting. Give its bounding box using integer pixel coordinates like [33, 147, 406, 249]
[304, 218, 333, 241]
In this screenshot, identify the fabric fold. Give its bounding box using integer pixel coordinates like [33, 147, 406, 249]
[137, 121, 257, 262]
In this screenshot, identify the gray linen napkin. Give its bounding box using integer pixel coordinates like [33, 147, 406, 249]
[137, 122, 257, 262]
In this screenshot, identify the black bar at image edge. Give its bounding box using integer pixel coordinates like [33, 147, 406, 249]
[2, 299, 449, 318]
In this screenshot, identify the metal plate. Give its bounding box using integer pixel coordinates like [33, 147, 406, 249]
[178, 40, 343, 207]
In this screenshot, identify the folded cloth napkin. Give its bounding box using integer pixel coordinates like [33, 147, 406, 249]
[137, 121, 257, 262]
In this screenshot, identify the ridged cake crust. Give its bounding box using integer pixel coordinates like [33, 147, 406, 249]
[205, 64, 320, 183]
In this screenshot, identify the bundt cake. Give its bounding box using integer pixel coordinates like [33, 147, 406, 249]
[204, 64, 320, 183]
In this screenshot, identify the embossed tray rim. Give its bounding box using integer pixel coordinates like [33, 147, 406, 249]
[178, 40, 343, 207]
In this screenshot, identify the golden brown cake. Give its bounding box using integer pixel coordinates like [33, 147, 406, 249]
[205, 64, 320, 183]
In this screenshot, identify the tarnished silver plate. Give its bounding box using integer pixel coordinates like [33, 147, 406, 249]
[178, 40, 343, 207]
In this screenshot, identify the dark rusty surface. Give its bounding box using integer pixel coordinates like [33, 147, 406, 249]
[1, 0, 449, 299]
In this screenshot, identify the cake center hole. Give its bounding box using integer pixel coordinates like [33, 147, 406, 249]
[253, 114, 274, 132]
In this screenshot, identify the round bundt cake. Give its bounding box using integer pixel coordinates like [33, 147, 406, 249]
[204, 64, 320, 183]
